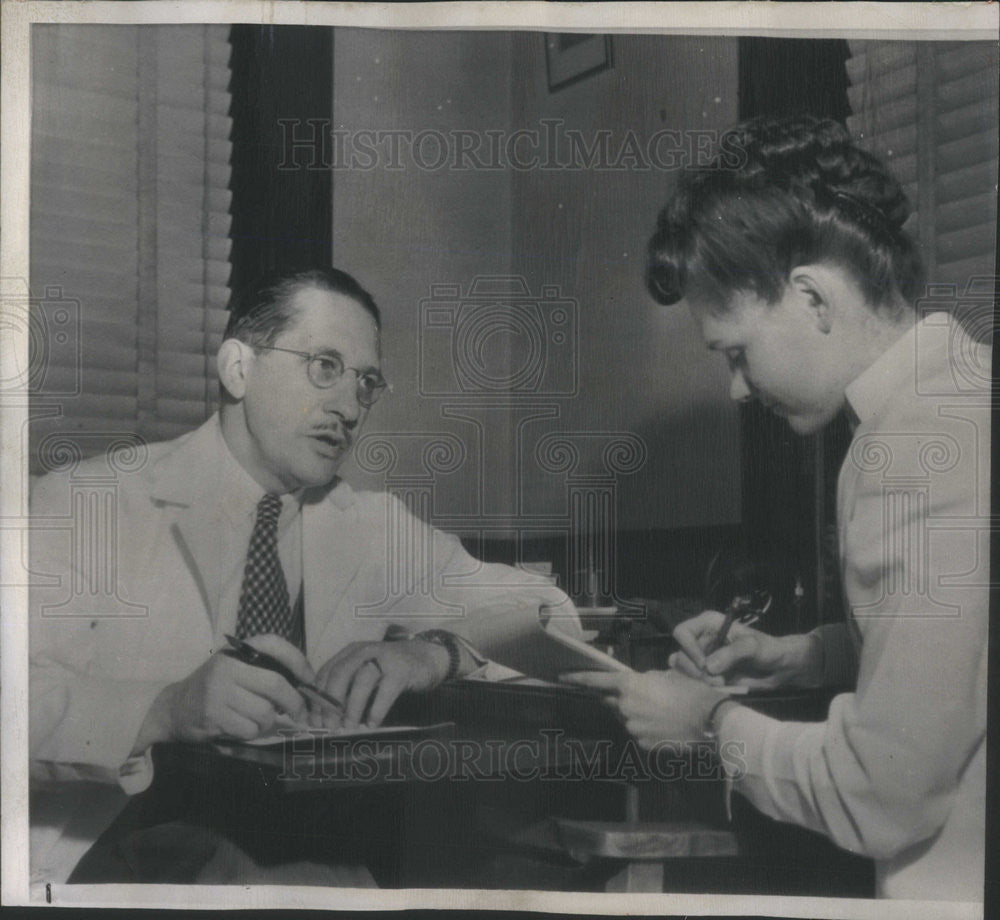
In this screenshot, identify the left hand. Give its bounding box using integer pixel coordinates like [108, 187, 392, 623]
[560, 668, 728, 749]
[311, 639, 451, 730]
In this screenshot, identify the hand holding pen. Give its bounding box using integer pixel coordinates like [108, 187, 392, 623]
[223, 634, 346, 718]
[701, 597, 745, 658]
[132, 633, 324, 751]
[669, 591, 774, 688]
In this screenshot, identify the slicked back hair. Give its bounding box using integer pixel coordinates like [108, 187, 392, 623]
[224, 268, 381, 349]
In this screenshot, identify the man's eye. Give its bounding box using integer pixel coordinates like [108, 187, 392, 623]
[314, 358, 342, 377]
[358, 373, 381, 392]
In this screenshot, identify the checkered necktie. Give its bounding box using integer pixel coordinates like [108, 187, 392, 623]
[235, 493, 293, 641]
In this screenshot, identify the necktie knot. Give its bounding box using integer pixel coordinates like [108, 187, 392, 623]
[256, 493, 283, 526]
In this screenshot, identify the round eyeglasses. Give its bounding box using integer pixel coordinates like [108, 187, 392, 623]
[254, 345, 388, 406]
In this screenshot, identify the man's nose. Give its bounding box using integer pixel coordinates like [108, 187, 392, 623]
[321, 374, 362, 424]
[729, 367, 753, 403]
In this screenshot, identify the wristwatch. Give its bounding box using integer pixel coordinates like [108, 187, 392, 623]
[414, 629, 462, 682]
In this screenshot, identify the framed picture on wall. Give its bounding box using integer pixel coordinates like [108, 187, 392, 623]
[544, 33, 612, 92]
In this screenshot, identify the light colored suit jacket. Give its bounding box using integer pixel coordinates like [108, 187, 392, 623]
[720, 312, 990, 901]
[29, 414, 571, 790]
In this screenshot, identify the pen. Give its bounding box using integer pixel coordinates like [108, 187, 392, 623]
[223, 634, 345, 715]
[702, 597, 743, 658]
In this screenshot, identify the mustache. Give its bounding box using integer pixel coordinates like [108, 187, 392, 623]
[309, 423, 354, 446]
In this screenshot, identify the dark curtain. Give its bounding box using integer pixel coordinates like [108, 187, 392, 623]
[228, 25, 333, 293]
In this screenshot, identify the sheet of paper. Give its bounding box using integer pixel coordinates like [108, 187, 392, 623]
[239, 722, 442, 747]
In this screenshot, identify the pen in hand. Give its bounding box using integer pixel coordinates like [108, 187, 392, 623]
[702, 598, 743, 659]
[223, 633, 345, 717]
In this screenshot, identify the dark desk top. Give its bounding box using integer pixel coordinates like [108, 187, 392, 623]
[153, 679, 839, 794]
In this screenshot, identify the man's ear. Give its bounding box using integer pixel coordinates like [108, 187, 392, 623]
[787, 265, 836, 334]
[217, 338, 252, 401]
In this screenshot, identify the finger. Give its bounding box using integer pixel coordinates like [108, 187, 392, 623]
[343, 661, 382, 727]
[667, 653, 727, 686]
[672, 610, 725, 666]
[668, 651, 708, 680]
[320, 641, 367, 671]
[299, 684, 346, 724]
[728, 674, 781, 690]
[245, 634, 317, 684]
[234, 666, 308, 723]
[228, 684, 286, 734]
[317, 645, 380, 704]
[218, 704, 267, 742]
[306, 705, 325, 729]
[364, 671, 406, 728]
[703, 634, 760, 676]
[559, 671, 626, 691]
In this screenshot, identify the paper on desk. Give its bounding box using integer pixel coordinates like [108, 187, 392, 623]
[463, 659, 555, 686]
[236, 715, 439, 747]
[464, 659, 527, 681]
[466, 622, 751, 692]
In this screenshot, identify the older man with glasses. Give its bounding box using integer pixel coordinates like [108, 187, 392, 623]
[29, 267, 572, 884]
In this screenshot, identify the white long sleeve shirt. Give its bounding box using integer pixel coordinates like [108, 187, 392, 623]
[719, 313, 990, 901]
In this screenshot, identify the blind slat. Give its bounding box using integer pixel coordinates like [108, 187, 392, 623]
[936, 255, 999, 286]
[936, 192, 998, 234]
[847, 39, 997, 291]
[845, 44, 916, 82]
[50, 393, 138, 419]
[936, 158, 999, 207]
[157, 376, 211, 401]
[39, 366, 138, 397]
[937, 223, 999, 263]
[156, 399, 213, 425]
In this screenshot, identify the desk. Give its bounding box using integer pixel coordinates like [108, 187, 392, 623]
[63, 682, 866, 892]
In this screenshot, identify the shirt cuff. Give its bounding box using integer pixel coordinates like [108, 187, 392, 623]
[809, 622, 858, 688]
[118, 748, 154, 795]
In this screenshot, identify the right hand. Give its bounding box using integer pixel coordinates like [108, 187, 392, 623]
[134, 635, 314, 750]
[669, 610, 821, 690]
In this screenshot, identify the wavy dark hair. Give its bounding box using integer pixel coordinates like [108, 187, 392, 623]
[646, 115, 924, 313]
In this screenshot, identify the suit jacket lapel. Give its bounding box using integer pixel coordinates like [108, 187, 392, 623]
[148, 417, 227, 628]
[302, 481, 369, 662]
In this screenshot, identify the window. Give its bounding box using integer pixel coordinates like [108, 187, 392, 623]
[846, 40, 998, 289]
[30, 25, 232, 469]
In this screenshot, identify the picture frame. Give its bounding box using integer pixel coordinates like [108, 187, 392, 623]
[544, 33, 613, 92]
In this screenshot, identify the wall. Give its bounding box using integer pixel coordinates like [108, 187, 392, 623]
[331, 28, 518, 516]
[509, 33, 741, 531]
[332, 30, 741, 535]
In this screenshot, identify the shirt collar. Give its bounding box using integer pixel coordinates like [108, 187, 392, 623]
[843, 317, 921, 435]
[215, 422, 304, 527]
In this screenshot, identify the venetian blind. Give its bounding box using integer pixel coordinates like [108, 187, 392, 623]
[845, 40, 998, 288]
[30, 25, 232, 468]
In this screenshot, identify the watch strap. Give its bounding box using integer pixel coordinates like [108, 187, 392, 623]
[415, 629, 462, 681]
